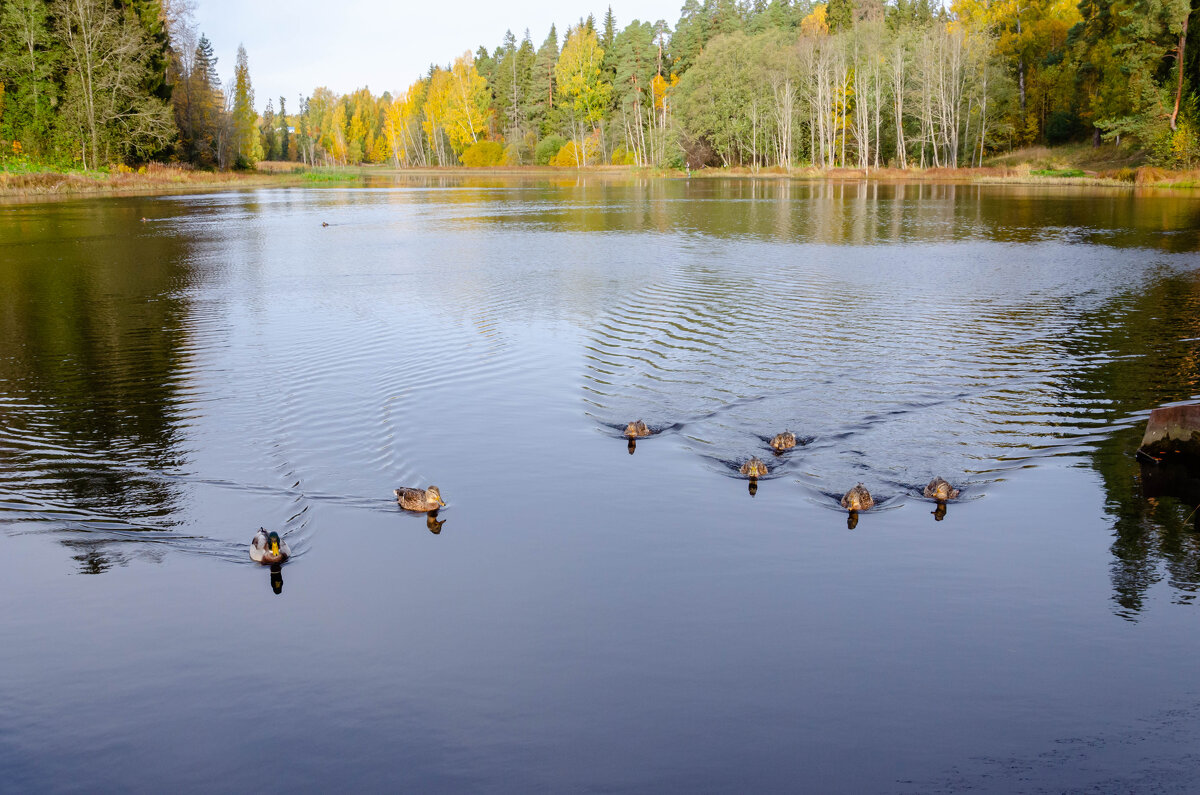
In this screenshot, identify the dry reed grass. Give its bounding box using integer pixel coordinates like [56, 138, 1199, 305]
[0, 163, 295, 197]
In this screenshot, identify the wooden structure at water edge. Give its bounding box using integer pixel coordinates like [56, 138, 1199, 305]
[1138, 405, 1200, 461]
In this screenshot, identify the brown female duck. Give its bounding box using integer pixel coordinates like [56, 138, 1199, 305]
[624, 420, 652, 439]
[769, 431, 797, 451]
[841, 484, 874, 511]
[740, 457, 769, 478]
[395, 486, 446, 512]
[923, 477, 960, 501]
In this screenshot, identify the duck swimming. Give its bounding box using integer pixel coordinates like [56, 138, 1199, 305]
[624, 420, 651, 439]
[841, 484, 874, 511]
[395, 485, 446, 512]
[769, 431, 797, 451]
[250, 529, 291, 565]
[740, 457, 769, 478]
[923, 476, 960, 501]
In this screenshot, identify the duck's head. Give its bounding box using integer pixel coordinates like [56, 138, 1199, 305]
[267, 531, 283, 556]
[426, 486, 446, 507]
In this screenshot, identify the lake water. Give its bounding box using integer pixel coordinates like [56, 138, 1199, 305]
[2, 177, 1199, 792]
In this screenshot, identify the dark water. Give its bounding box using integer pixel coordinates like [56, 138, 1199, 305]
[2, 177, 1200, 792]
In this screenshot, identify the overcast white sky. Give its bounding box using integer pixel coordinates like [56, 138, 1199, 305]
[192, 0, 685, 112]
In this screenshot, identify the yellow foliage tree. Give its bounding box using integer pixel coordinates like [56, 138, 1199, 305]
[460, 140, 506, 166]
[549, 136, 600, 166]
[385, 81, 427, 166]
[441, 52, 492, 155]
[555, 27, 612, 166]
[324, 103, 348, 164]
[423, 69, 452, 165]
[800, 5, 829, 37]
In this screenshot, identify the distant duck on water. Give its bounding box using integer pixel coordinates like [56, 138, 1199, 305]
[250, 528, 291, 565]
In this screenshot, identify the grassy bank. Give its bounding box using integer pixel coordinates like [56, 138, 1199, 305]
[0, 161, 362, 198]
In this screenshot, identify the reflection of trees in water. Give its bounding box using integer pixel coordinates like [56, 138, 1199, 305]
[376, 174, 1200, 250]
[0, 201, 194, 572]
[1066, 273, 1200, 617]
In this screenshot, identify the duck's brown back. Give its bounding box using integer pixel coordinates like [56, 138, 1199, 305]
[396, 487, 434, 510]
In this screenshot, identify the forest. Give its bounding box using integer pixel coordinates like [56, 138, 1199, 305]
[1, 0, 1198, 171]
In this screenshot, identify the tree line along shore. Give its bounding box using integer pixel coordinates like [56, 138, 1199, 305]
[1, 0, 1198, 184]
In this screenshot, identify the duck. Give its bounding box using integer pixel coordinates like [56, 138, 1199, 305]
[740, 457, 769, 478]
[923, 476, 960, 501]
[250, 528, 291, 565]
[321, 221, 330, 227]
[624, 420, 651, 439]
[841, 484, 874, 511]
[395, 485, 446, 512]
[769, 431, 797, 451]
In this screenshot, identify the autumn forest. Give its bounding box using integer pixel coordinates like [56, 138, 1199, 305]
[1, 0, 1198, 172]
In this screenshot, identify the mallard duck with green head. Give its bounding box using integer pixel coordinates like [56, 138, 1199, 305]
[395, 485, 446, 512]
[841, 484, 874, 511]
[250, 528, 291, 565]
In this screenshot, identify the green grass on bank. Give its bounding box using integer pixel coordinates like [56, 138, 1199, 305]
[1030, 168, 1087, 178]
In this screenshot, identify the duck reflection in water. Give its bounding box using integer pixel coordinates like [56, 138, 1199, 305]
[426, 511, 445, 534]
[627, 438, 637, 455]
[269, 563, 283, 595]
[923, 477, 959, 522]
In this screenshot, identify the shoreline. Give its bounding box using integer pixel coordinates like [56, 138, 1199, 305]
[3, 161, 1199, 201]
[0, 166, 359, 202]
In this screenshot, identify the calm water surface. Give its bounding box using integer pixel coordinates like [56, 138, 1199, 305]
[2, 177, 1200, 792]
